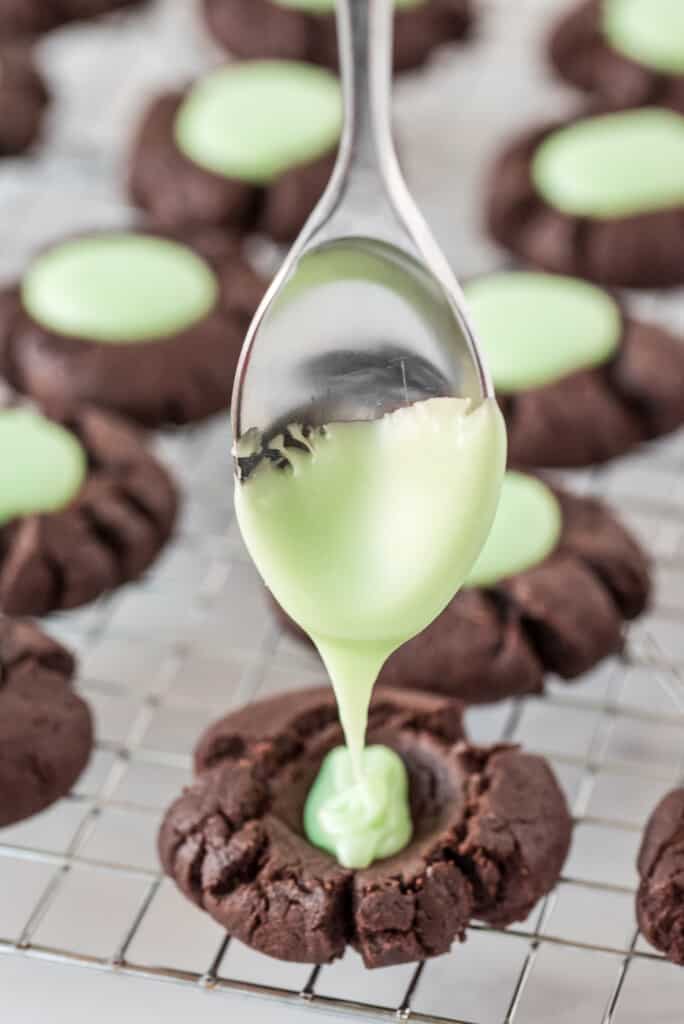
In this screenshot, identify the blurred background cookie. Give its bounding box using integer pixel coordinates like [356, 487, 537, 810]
[0, 44, 48, 156]
[0, 228, 265, 425]
[129, 60, 342, 242]
[0, 0, 146, 39]
[0, 617, 91, 827]
[464, 270, 684, 466]
[0, 403, 178, 614]
[202, 0, 473, 74]
[549, 0, 684, 113]
[487, 107, 684, 287]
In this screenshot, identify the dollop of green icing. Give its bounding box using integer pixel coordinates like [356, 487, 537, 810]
[304, 745, 412, 869]
[175, 61, 342, 184]
[464, 271, 621, 392]
[22, 234, 218, 343]
[466, 472, 562, 587]
[0, 409, 87, 526]
[603, 0, 684, 74]
[532, 108, 684, 218]
[274, 0, 423, 11]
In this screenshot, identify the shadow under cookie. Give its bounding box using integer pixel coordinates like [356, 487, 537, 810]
[0, 403, 178, 615]
[0, 43, 49, 156]
[0, 617, 92, 827]
[272, 473, 651, 704]
[549, 0, 684, 114]
[201, 0, 473, 74]
[464, 270, 684, 467]
[486, 107, 684, 288]
[129, 61, 341, 242]
[0, 0, 145, 38]
[159, 686, 572, 968]
[0, 228, 265, 427]
[637, 787, 684, 965]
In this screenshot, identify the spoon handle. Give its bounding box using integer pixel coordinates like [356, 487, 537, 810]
[306, 0, 403, 244]
[336, 0, 396, 197]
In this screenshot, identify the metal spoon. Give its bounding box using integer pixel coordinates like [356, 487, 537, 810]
[232, 0, 493, 467]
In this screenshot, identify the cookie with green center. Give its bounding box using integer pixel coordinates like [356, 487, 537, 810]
[0, 44, 48, 156]
[487, 107, 684, 287]
[273, 472, 651, 704]
[0, 0, 145, 38]
[463, 271, 684, 466]
[0, 403, 177, 615]
[550, 0, 684, 113]
[201, 0, 473, 74]
[129, 60, 343, 242]
[0, 228, 265, 426]
[159, 686, 571, 967]
[0, 617, 92, 827]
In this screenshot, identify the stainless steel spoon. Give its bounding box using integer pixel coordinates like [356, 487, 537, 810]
[232, 0, 493, 468]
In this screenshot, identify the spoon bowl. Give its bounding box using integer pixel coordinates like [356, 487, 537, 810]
[232, 0, 492, 458]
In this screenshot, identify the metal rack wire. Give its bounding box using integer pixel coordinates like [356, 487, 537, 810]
[1, 0, 684, 1020]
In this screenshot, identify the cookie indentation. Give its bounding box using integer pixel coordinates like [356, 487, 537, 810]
[159, 687, 572, 967]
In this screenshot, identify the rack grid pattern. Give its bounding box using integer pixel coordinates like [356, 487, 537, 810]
[2, 1, 684, 1021]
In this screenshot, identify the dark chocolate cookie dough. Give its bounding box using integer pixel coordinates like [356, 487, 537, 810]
[0, 44, 48, 155]
[0, 0, 144, 38]
[274, 484, 650, 704]
[0, 228, 265, 427]
[129, 62, 341, 242]
[202, 0, 473, 73]
[549, 0, 684, 114]
[0, 617, 92, 827]
[637, 788, 684, 965]
[159, 687, 571, 967]
[486, 112, 684, 288]
[0, 404, 177, 615]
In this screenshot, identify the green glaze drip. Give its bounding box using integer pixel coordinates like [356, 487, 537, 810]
[236, 397, 505, 866]
[467, 471, 562, 588]
[274, 0, 424, 11]
[175, 61, 342, 184]
[304, 745, 412, 869]
[603, 0, 684, 74]
[0, 409, 87, 526]
[532, 108, 684, 218]
[464, 271, 621, 393]
[22, 234, 218, 343]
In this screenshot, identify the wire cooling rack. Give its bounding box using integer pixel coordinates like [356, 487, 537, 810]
[2, 0, 684, 1021]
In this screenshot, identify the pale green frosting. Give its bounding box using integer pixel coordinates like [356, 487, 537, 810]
[236, 397, 506, 868]
[603, 0, 684, 73]
[274, 0, 423, 11]
[532, 108, 684, 218]
[175, 61, 342, 184]
[467, 471, 562, 587]
[464, 271, 621, 392]
[22, 234, 218, 343]
[303, 745, 412, 869]
[0, 409, 87, 526]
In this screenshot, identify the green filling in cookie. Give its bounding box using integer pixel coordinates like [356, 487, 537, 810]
[464, 271, 621, 392]
[175, 60, 343, 184]
[603, 0, 684, 74]
[532, 108, 684, 218]
[22, 234, 218, 343]
[466, 472, 562, 587]
[0, 409, 87, 525]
